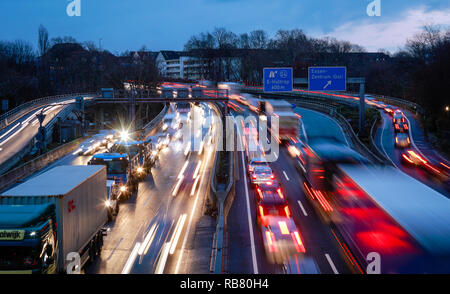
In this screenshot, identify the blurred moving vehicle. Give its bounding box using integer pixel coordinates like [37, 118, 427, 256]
[393, 112, 409, 133]
[250, 166, 275, 186]
[162, 113, 180, 132]
[299, 138, 450, 273]
[0, 165, 108, 274]
[260, 216, 306, 264]
[75, 138, 101, 156]
[248, 157, 269, 175]
[286, 137, 308, 174]
[264, 100, 300, 142]
[106, 179, 120, 221]
[401, 149, 427, 166]
[218, 82, 242, 99]
[395, 133, 411, 148]
[384, 106, 395, 116]
[256, 184, 290, 225]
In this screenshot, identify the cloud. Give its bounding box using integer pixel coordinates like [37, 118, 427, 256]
[323, 6, 450, 52]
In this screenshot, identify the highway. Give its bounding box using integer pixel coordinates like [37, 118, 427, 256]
[0, 104, 69, 165]
[1, 85, 449, 275]
[56, 102, 216, 274]
[0, 95, 97, 169]
[226, 100, 353, 274]
[375, 109, 450, 196]
[0, 100, 219, 274]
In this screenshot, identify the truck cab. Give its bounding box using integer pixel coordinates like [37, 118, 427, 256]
[0, 204, 57, 274]
[112, 140, 148, 179]
[88, 153, 132, 198]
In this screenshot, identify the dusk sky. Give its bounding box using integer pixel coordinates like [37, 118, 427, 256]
[0, 0, 449, 54]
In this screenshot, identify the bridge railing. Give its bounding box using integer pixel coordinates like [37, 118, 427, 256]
[0, 93, 96, 131]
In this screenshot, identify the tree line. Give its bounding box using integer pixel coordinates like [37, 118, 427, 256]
[0, 25, 160, 111]
[184, 27, 449, 150]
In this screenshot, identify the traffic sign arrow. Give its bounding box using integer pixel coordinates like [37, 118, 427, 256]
[323, 81, 332, 90]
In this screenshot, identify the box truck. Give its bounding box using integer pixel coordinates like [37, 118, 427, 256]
[264, 100, 299, 142]
[0, 165, 108, 274]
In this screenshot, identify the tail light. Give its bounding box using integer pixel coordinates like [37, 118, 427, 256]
[292, 231, 306, 253]
[257, 188, 263, 199]
[266, 231, 277, 252]
[252, 175, 257, 179]
[271, 174, 275, 179]
[259, 205, 264, 218]
[278, 221, 290, 235]
[284, 205, 291, 217]
[277, 188, 283, 199]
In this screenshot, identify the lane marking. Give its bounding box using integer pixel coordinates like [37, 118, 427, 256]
[175, 112, 216, 274]
[283, 171, 290, 181]
[378, 114, 398, 168]
[325, 253, 339, 274]
[237, 126, 259, 274]
[297, 200, 308, 217]
[121, 242, 141, 274]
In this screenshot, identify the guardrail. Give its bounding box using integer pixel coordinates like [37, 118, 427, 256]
[0, 137, 87, 192]
[0, 103, 78, 175]
[143, 103, 168, 136]
[242, 87, 357, 108]
[369, 116, 393, 165]
[0, 93, 96, 131]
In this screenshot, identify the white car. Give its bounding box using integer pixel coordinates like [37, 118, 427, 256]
[261, 216, 306, 264]
[250, 166, 274, 186]
[76, 139, 101, 156]
[248, 157, 269, 175]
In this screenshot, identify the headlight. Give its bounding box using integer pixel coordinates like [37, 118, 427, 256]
[120, 186, 127, 192]
[120, 131, 129, 141]
[105, 200, 111, 207]
[137, 167, 144, 173]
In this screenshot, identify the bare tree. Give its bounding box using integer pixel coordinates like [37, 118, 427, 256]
[249, 30, 268, 49]
[38, 24, 50, 56]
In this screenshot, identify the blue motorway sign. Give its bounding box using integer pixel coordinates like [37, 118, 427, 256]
[264, 68, 293, 92]
[308, 67, 346, 91]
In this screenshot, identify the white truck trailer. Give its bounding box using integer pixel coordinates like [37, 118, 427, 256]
[264, 100, 299, 142]
[0, 165, 108, 274]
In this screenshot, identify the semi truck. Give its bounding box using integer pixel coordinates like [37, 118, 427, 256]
[0, 165, 108, 274]
[264, 100, 299, 142]
[300, 139, 450, 273]
[89, 139, 155, 198]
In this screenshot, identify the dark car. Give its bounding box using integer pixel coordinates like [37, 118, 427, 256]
[256, 184, 291, 225]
